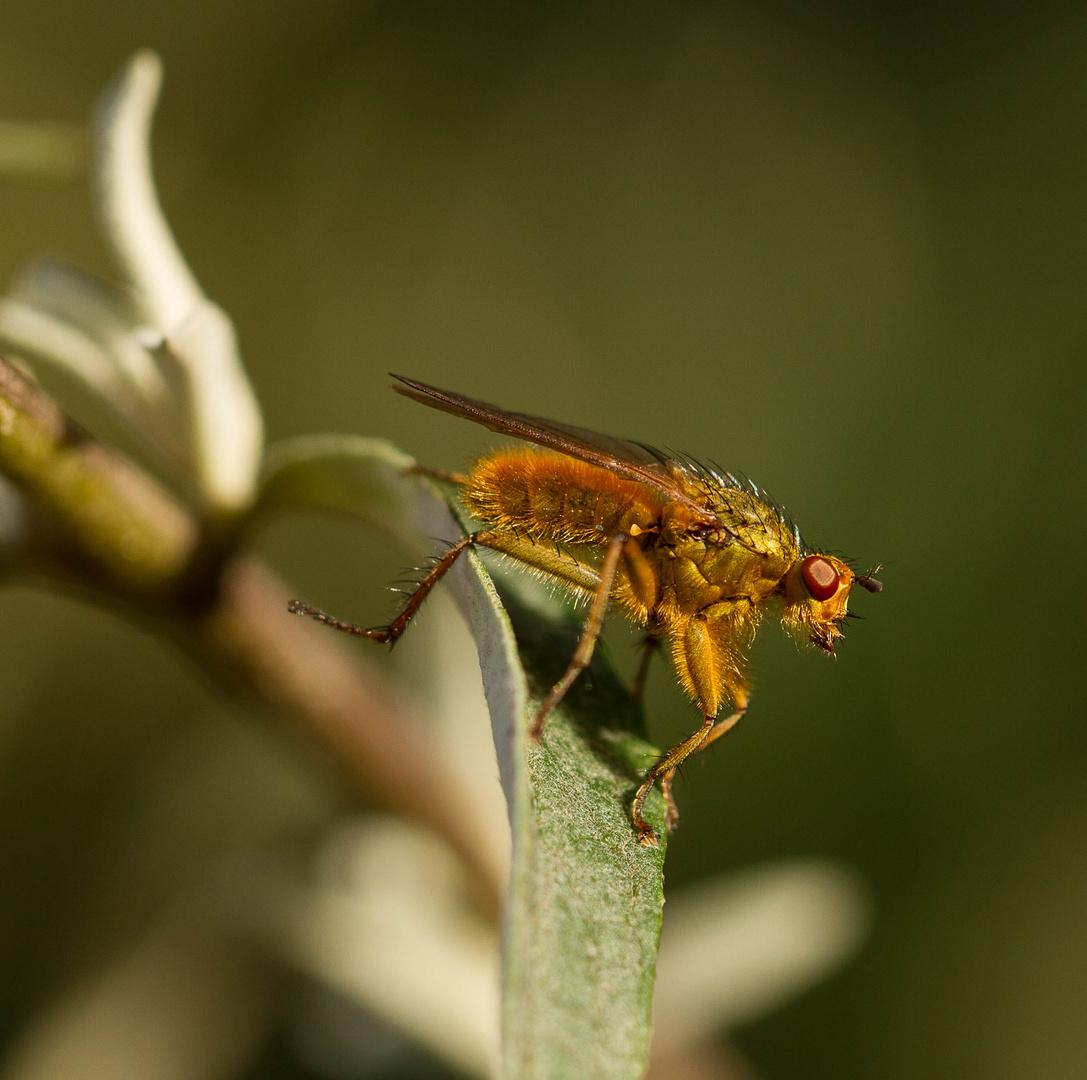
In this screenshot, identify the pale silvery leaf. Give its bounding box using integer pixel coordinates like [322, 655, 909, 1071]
[259, 436, 666, 1079]
[0, 298, 132, 406]
[268, 818, 501, 1080]
[89, 50, 263, 513]
[0, 296, 189, 483]
[411, 481, 525, 809]
[258, 435, 421, 544]
[144, 299, 264, 513]
[0, 53, 263, 513]
[258, 434, 526, 813]
[10, 260, 167, 402]
[651, 859, 871, 1059]
[92, 51, 202, 331]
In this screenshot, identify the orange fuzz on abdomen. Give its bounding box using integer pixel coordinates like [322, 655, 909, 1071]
[463, 448, 663, 545]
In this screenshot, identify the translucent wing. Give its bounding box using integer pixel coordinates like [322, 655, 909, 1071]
[391, 375, 721, 524]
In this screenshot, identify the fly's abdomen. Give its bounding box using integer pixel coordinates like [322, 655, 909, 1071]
[463, 448, 663, 545]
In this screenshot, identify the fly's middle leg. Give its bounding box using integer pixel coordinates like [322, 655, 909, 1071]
[529, 533, 628, 738]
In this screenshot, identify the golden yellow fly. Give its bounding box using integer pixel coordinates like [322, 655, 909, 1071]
[290, 376, 881, 845]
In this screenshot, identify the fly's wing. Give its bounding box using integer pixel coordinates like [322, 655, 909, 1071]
[391, 374, 721, 524]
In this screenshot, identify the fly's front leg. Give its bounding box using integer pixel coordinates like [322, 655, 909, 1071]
[631, 713, 715, 846]
[653, 707, 746, 834]
[697, 707, 746, 753]
[631, 608, 749, 844]
[529, 533, 627, 738]
[289, 531, 484, 642]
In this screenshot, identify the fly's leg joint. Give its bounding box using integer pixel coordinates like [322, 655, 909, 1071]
[632, 713, 715, 846]
[631, 707, 746, 845]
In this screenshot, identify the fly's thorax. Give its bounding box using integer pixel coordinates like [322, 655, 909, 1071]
[705, 530, 794, 587]
[703, 486, 801, 563]
[778, 553, 855, 654]
[463, 447, 663, 545]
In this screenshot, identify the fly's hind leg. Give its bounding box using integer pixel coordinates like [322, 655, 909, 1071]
[289, 531, 484, 643]
[408, 462, 469, 486]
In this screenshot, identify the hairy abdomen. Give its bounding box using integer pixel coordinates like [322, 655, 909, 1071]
[463, 448, 664, 545]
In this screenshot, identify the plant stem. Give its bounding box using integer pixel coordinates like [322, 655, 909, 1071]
[191, 555, 506, 910]
[0, 356, 504, 914]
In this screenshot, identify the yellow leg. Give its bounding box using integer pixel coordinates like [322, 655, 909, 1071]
[631, 714, 713, 845]
[530, 533, 626, 738]
[697, 708, 747, 753]
[631, 707, 746, 845]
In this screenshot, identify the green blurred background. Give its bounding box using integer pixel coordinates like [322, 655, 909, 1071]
[1, 2, 1086, 1078]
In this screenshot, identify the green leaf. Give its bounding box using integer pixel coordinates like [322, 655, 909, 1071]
[258, 435, 667, 1079]
[501, 589, 667, 1080]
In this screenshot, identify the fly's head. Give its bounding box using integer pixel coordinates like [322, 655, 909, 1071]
[779, 554, 882, 654]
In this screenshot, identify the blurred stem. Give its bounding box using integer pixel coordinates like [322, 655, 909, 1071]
[0, 356, 503, 913]
[191, 556, 506, 911]
[0, 357, 195, 594]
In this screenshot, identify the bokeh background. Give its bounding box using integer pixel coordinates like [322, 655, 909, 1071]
[2, 2, 1086, 1078]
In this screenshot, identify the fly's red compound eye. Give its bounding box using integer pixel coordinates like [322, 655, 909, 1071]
[801, 555, 840, 601]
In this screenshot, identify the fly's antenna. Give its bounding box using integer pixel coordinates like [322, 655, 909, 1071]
[854, 566, 884, 593]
